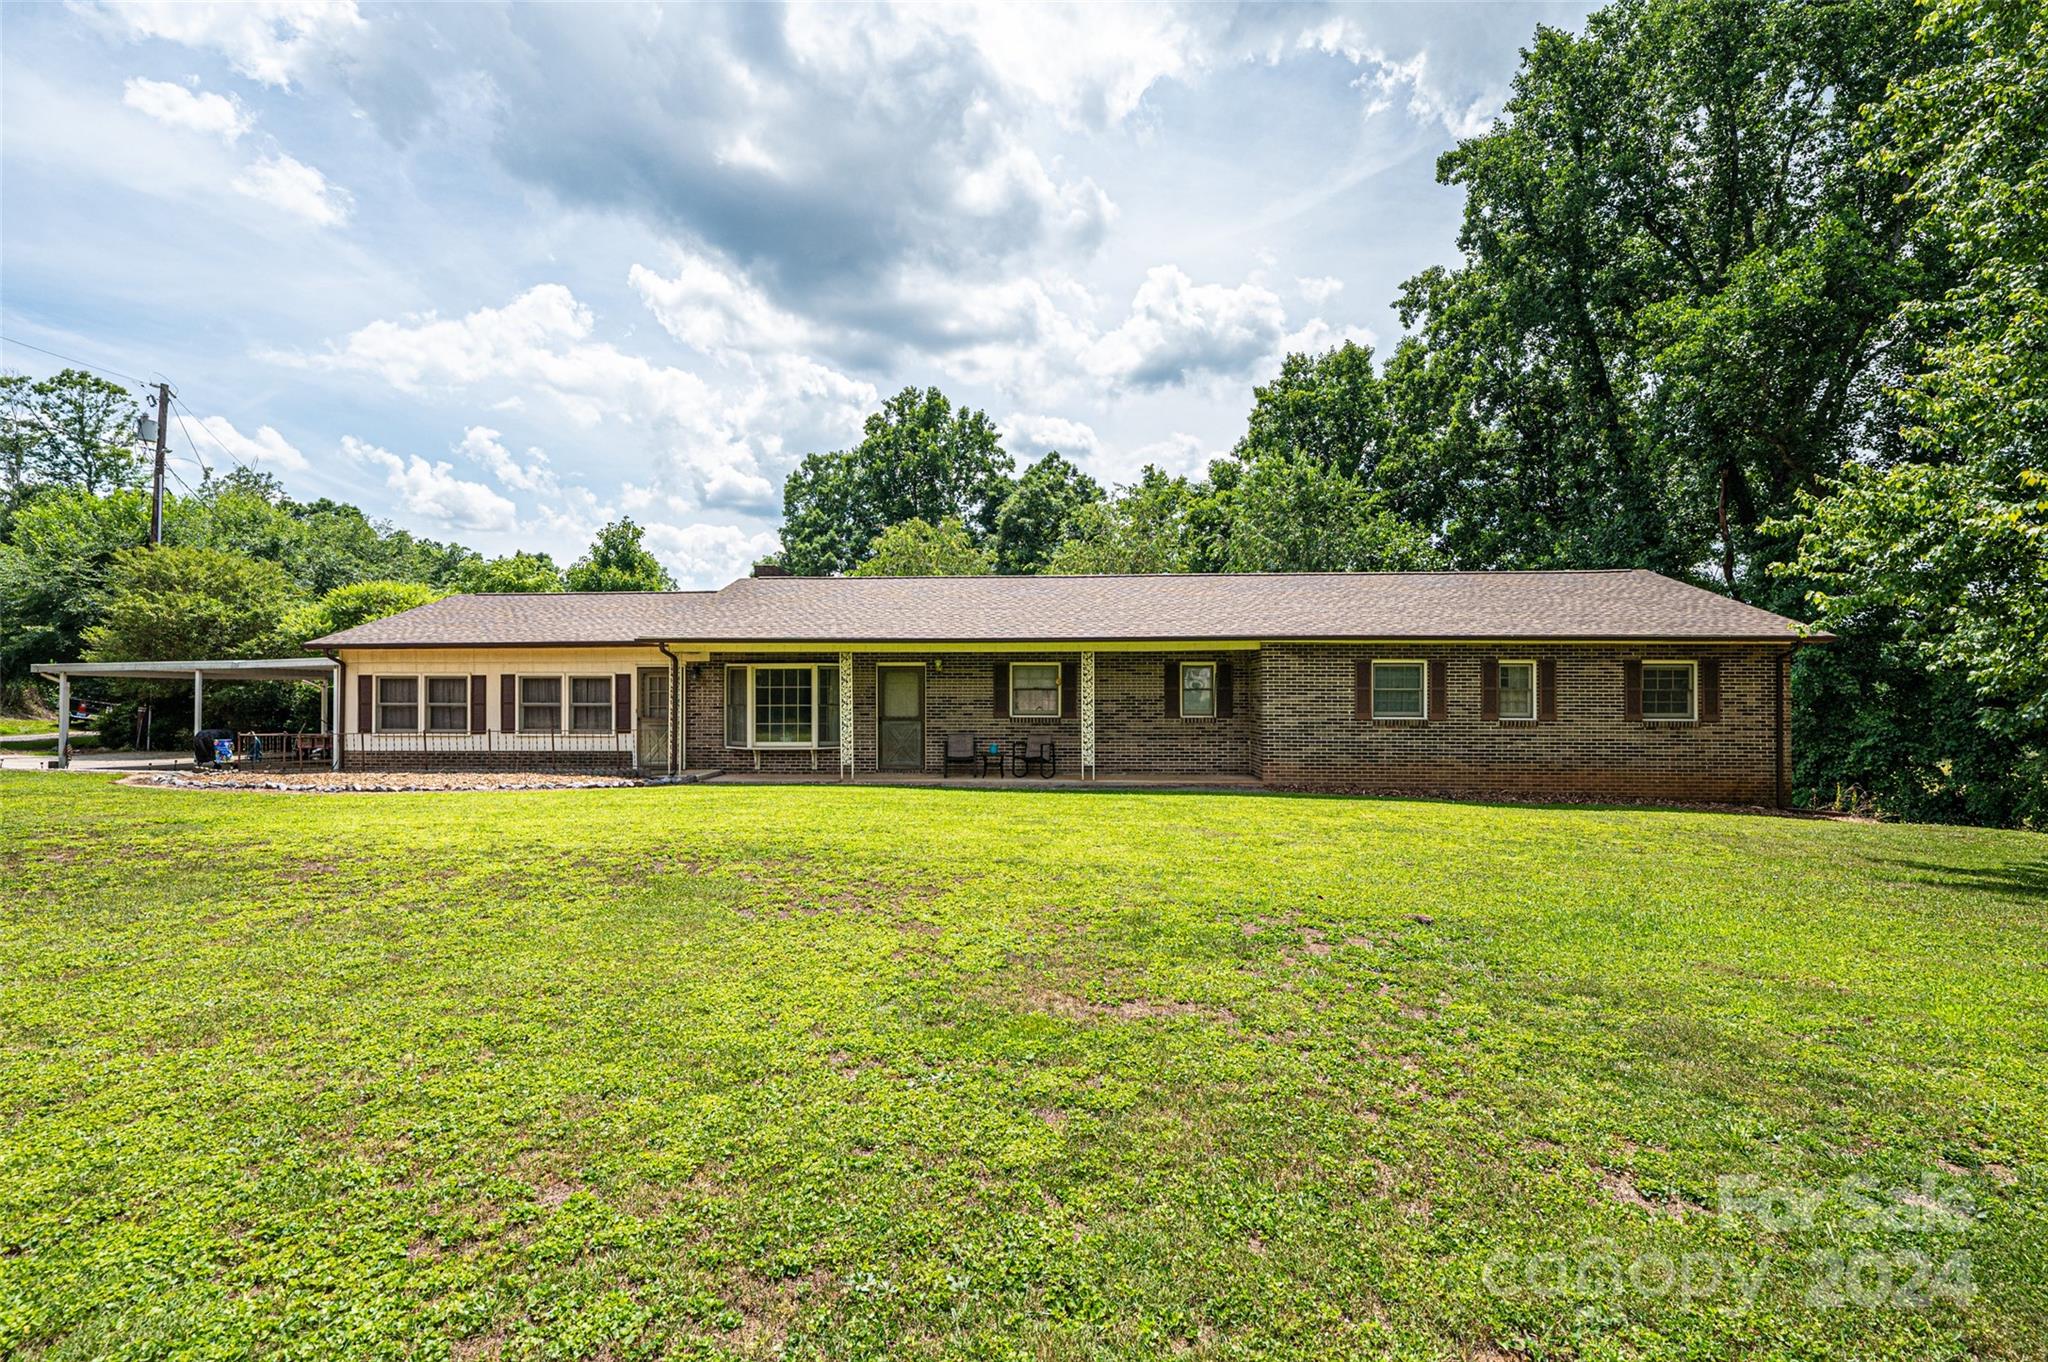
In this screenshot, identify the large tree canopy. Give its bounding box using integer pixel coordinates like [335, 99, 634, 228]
[992, 452, 1102, 575]
[1, 368, 142, 513]
[82, 546, 299, 664]
[848, 517, 994, 578]
[1382, 0, 1937, 589]
[780, 387, 1015, 576]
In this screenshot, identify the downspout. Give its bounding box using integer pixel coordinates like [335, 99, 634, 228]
[657, 642, 681, 779]
[322, 649, 345, 772]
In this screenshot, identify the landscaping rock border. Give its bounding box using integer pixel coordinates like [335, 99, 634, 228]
[134, 770, 640, 793]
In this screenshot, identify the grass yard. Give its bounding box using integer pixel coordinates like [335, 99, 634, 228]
[1, 775, 2043, 1361]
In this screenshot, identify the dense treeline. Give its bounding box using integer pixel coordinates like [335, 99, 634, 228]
[775, 0, 2044, 826]
[0, 369, 676, 737]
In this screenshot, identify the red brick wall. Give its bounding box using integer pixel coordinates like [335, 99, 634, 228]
[680, 651, 1263, 777]
[1256, 643, 1790, 803]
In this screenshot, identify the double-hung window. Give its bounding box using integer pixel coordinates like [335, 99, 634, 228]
[1371, 661, 1427, 720]
[1641, 661, 1696, 721]
[569, 677, 613, 732]
[1180, 662, 1216, 718]
[1010, 662, 1061, 718]
[1498, 661, 1536, 721]
[375, 676, 419, 732]
[519, 676, 562, 732]
[425, 676, 469, 732]
[724, 664, 839, 748]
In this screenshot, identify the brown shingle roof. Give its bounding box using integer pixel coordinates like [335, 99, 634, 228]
[308, 570, 1818, 648]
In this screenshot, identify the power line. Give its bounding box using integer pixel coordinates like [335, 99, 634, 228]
[0, 334, 151, 387]
[170, 400, 233, 480]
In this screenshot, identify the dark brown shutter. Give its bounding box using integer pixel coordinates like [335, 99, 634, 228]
[1216, 662, 1233, 718]
[615, 673, 632, 732]
[1060, 662, 1078, 718]
[1355, 661, 1372, 720]
[1165, 660, 1180, 719]
[1479, 657, 1499, 722]
[1699, 657, 1721, 723]
[469, 675, 487, 734]
[993, 661, 1009, 719]
[1622, 659, 1643, 720]
[1428, 658, 1448, 722]
[1538, 658, 1558, 721]
[357, 674, 372, 733]
[501, 674, 517, 732]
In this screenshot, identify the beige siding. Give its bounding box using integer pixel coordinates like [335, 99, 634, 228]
[337, 646, 667, 738]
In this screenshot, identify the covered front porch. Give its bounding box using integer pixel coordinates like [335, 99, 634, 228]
[664, 644, 1259, 783]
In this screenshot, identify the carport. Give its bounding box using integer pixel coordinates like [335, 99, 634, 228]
[30, 657, 343, 770]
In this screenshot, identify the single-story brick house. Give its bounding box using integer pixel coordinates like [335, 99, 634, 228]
[305, 569, 1818, 803]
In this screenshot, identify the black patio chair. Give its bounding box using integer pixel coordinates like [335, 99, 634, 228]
[942, 733, 978, 777]
[1014, 737, 1057, 779]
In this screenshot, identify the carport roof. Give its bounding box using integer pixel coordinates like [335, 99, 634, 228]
[32, 658, 340, 683]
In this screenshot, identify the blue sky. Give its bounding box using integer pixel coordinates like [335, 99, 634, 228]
[1, 1, 1592, 586]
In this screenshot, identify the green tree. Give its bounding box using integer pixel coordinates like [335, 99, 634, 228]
[1780, 0, 2048, 825]
[780, 387, 1016, 576]
[456, 551, 566, 593]
[285, 580, 446, 645]
[849, 517, 995, 577]
[0, 488, 152, 681]
[1385, 0, 1936, 589]
[992, 452, 1102, 574]
[82, 546, 300, 663]
[1, 368, 143, 509]
[1221, 456, 1442, 573]
[1234, 342, 1390, 479]
[566, 518, 677, 591]
[1043, 469, 1208, 575]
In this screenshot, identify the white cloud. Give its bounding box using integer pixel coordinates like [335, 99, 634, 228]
[288, 284, 873, 515]
[641, 521, 781, 586]
[121, 77, 248, 141]
[1296, 275, 1345, 305]
[86, 1, 364, 88]
[1302, 23, 1507, 140]
[629, 253, 810, 356]
[1086, 265, 1290, 390]
[190, 415, 308, 473]
[457, 425, 556, 495]
[1098, 431, 1209, 483]
[232, 153, 352, 225]
[343, 435, 517, 532]
[1001, 412, 1100, 458]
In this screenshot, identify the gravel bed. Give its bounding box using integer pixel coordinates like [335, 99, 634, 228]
[139, 770, 640, 793]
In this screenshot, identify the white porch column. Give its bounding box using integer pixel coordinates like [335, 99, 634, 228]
[56, 673, 71, 770]
[839, 651, 854, 779]
[1080, 651, 1097, 779]
[192, 670, 204, 736]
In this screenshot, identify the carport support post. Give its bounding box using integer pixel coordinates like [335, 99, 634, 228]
[193, 670, 204, 742]
[56, 672, 70, 769]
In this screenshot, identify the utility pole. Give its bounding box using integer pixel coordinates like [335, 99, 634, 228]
[148, 382, 170, 546]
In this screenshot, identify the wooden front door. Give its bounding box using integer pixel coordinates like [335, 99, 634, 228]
[877, 665, 924, 771]
[636, 666, 669, 770]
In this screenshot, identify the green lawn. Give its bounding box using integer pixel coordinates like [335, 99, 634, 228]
[1, 775, 2042, 1361]
[0, 716, 59, 736]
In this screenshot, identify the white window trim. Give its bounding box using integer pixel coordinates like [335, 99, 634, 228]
[1371, 658, 1429, 721]
[514, 674, 565, 734]
[1179, 660, 1218, 720]
[724, 662, 840, 749]
[1009, 659, 1064, 720]
[1641, 659, 1698, 723]
[566, 674, 617, 735]
[372, 674, 421, 734]
[1497, 659, 1538, 723]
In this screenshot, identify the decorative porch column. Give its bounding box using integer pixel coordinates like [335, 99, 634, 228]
[192, 669, 204, 736]
[839, 652, 855, 779]
[1080, 651, 1097, 779]
[56, 672, 70, 770]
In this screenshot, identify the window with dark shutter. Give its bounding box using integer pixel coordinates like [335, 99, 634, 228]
[1622, 660, 1643, 720]
[500, 674, 516, 732]
[1355, 661, 1372, 720]
[1480, 657, 1500, 722]
[1060, 661, 1079, 719]
[1538, 658, 1558, 721]
[1215, 662, 1233, 718]
[469, 675, 487, 733]
[1427, 658, 1448, 722]
[1164, 660, 1180, 719]
[993, 661, 1009, 719]
[1699, 658, 1721, 722]
[357, 674, 372, 733]
[614, 674, 632, 733]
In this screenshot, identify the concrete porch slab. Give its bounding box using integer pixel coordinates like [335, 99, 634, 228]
[705, 771, 1266, 792]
